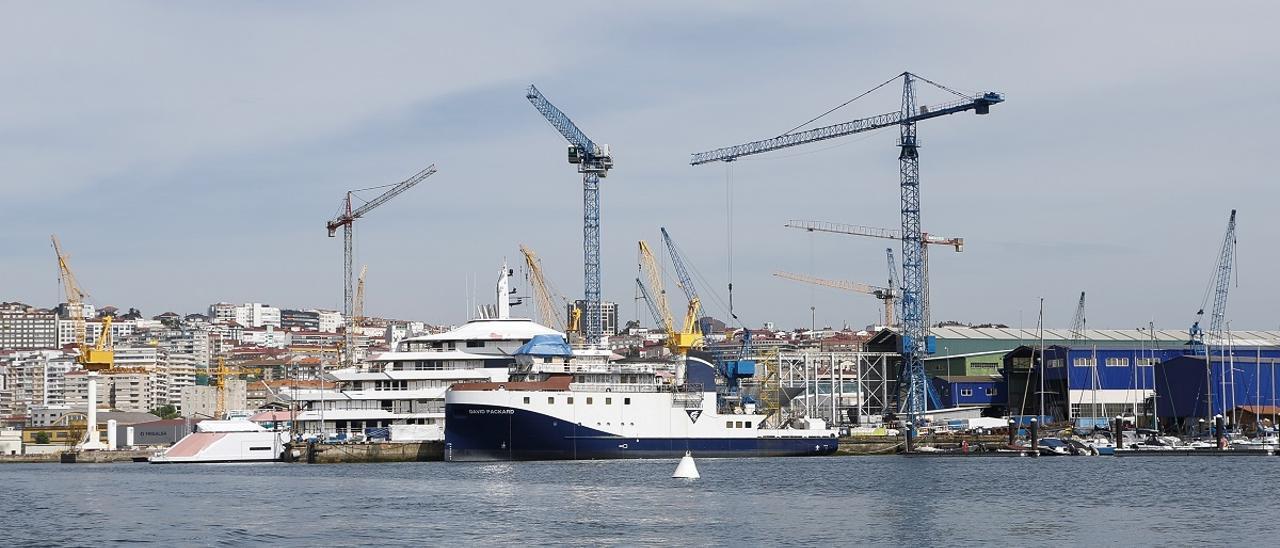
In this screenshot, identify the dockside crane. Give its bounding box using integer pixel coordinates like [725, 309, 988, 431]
[521, 244, 569, 333]
[51, 235, 113, 449]
[1191, 209, 1238, 420]
[638, 241, 701, 375]
[526, 85, 614, 346]
[1070, 292, 1086, 343]
[772, 271, 896, 327]
[635, 278, 667, 331]
[327, 164, 436, 367]
[692, 72, 1001, 441]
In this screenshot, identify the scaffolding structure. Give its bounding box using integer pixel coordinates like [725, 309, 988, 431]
[740, 350, 897, 427]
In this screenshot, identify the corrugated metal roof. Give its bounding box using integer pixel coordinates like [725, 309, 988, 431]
[931, 327, 1280, 346]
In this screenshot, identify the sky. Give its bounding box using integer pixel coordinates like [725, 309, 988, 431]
[3, 2, 1279, 332]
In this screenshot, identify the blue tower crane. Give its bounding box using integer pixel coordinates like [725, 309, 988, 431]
[691, 72, 1001, 448]
[526, 85, 613, 345]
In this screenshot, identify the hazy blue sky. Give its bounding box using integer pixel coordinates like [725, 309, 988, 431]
[4, 2, 1278, 331]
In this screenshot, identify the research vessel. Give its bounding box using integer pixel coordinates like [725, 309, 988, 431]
[443, 335, 839, 461]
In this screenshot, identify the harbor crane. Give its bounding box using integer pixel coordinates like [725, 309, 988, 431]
[1190, 209, 1237, 419]
[635, 278, 666, 332]
[1070, 292, 1086, 343]
[638, 241, 701, 364]
[772, 271, 895, 327]
[327, 164, 436, 367]
[521, 244, 570, 334]
[526, 85, 613, 346]
[784, 219, 962, 335]
[659, 227, 707, 337]
[51, 235, 113, 449]
[691, 71, 1001, 445]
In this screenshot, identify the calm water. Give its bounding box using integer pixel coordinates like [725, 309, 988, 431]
[2, 456, 1276, 546]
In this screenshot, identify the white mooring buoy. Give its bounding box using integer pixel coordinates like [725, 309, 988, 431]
[672, 451, 700, 479]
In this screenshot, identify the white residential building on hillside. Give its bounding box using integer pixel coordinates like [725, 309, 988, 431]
[313, 310, 343, 333]
[58, 319, 137, 347]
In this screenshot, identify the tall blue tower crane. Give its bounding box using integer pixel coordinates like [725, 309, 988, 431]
[526, 85, 614, 345]
[691, 72, 1001, 446]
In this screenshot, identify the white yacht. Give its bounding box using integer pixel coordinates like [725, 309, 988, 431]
[150, 412, 291, 463]
[286, 263, 562, 442]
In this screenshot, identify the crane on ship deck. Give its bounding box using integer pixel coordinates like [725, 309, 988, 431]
[327, 164, 436, 367]
[526, 85, 614, 346]
[691, 72, 1001, 447]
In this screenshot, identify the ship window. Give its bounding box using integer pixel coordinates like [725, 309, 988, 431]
[605, 397, 612, 405]
[523, 397, 530, 404]
[586, 397, 593, 404]
[736, 421, 744, 428]
[726, 421, 734, 428]
[567, 397, 574, 404]
[746, 421, 752, 428]
[624, 398, 631, 405]
[547, 397, 554, 404]
[467, 340, 484, 348]
[986, 387, 997, 396]
[960, 388, 973, 397]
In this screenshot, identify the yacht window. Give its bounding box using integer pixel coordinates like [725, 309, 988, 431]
[466, 340, 484, 348]
[523, 397, 530, 404]
[624, 398, 631, 405]
[605, 397, 612, 405]
[547, 397, 555, 404]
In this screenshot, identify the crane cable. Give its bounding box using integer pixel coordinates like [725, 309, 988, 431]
[726, 163, 737, 322]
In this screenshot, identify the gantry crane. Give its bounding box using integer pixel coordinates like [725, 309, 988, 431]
[784, 219, 962, 335]
[692, 72, 1000, 443]
[354, 266, 368, 328]
[773, 271, 895, 327]
[526, 85, 613, 345]
[520, 244, 569, 333]
[327, 164, 436, 366]
[1190, 209, 1237, 419]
